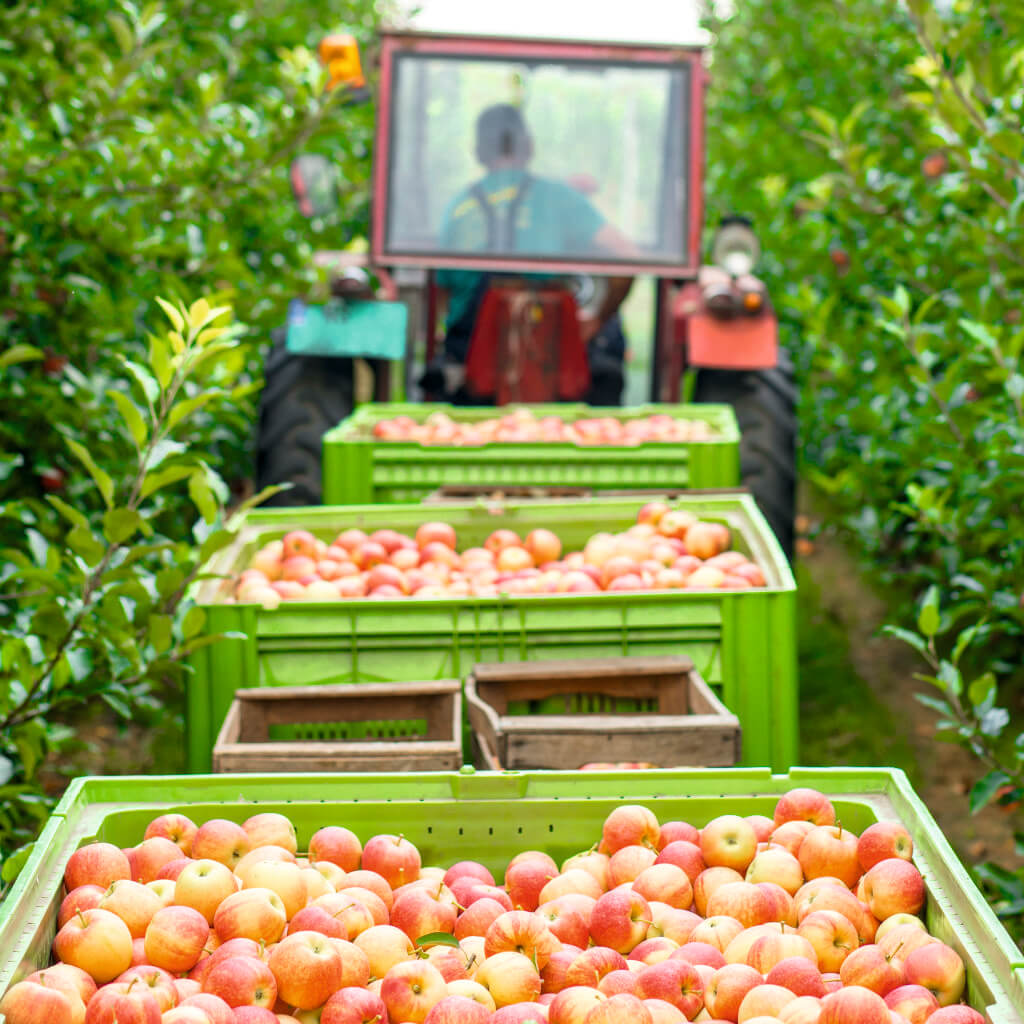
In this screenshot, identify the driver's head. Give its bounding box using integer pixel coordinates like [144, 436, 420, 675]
[475, 104, 532, 168]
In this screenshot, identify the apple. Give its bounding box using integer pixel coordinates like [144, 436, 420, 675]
[773, 790, 836, 829]
[237, 846, 295, 873]
[883, 983, 940, 1022]
[53, 907, 134, 983]
[181, 996, 236, 1024]
[687, 915, 744, 954]
[765, 956, 827, 998]
[608, 846, 658, 887]
[157, 858, 194, 882]
[307, 892, 377, 939]
[27, 963, 97, 1008]
[144, 904, 210, 973]
[525, 529, 562, 564]
[59, 886, 107, 928]
[0, 981, 76, 1024]
[378, 959, 451, 1023]
[565, 947, 628, 988]
[391, 887, 457, 943]
[796, 909, 858, 973]
[818, 985, 892, 1024]
[233, 1006, 278, 1024]
[114, 965, 178, 1012]
[795, 883, 878, 944]
[669, 940, 726, 969]
[700, 816, 758, 873]
[445, 979, 496, 1012]
[771, 821, 816, 858]
[902, 941, 966, 1006]
[192, 820, 252, 869]
[490, 1003, 550, 1024]
[877, 923, 939, 967]
[360, 834, 421, 888]
[596, 968, 640, 997]
[776, 995, 825, 1024]
[320, 986, 389, 1024]
[601, 806, 660, 854]
[704, 962, 763, 1020]
[746, 847, 803, 896]
[872, 912, 926, 943]
[83, 983, 162, 1024]
[282, 531, 317, 559]
[144, 814, 199, 857]
[548, 985, 606, 1024]
[507, 855, 560, 911]
[856, 823, 914, 873]
[797, 826, 861, 889]
[838, 943, 904, 996]
[746, 932, 818, 974]
[237, 860, 307, 921]
[539, 868, 603, 905]
[535, 900, 589, 949]
[213, 888, 287, 944]
[337, 870, 394, 912]
[416, 522, 457, 550]
[928, 1008, 986, 1024]
[736, 982, 798, 1021]
[627, 937, 679, 966]
[175, 860, 240, 925]
[861, 859, 926, 920]
[484, 910, 560, 968]
[443, 860, 494, 888]
[722, 922, 796, 966]
[351, 923, 413, 977]
[242, 814, 297, 855]
[454, 897, 510, 941]
[589, 889, 652, 954]
[64, 844, 132, 892]
[485, 529, 521, 554]
[96, 879, 162, 939]
[203, 955, 278, 1009]
[757, 882, 797, 926]
[324, 938, 372, 989]
[267, 930, 346, 1010]
[705, 881, 772, 929]
[692, 867, 744, 917]
[584, 992, 653, 1024]
[422, 994, 490, 1024]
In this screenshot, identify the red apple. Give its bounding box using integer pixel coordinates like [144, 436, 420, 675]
[773, 789, 836, 828]
[797, 909, 858, 973]
[97, 879, 162, 939]
[351, 923, 413, 977]
[746, 846, 804, 896]
[535, 900, 589, 949]
[565, 948, 629, 988]
[213, 888, 287, 945]
[241, 814, 297, 855]
[320, 986, 388, 1024]
[484, 910, 560, 968]
[601, 806, 660, 854]
[838, 942, 904, 996]
[771, 821, 816, 857]
[83, 983, 161, 1024]
[797, 826, 862, 889]
[692, 867, 744, 917]
[203, 956, 277, 1009]
[144, 815, 198, 857]
[64, 844, 132, 892]
[114, 965, 178, 1012]
[360, 834, 421, 889]
[704, 962, 763, 1020]
[627, 937, 679, 967]
[0, 981, 76, 1024]
[883, 983, 940, 1023]
[144, 904, 210, 973]
[746, 932, 818, 974]
[902, 941, 966, 1006]
[857, 822, 914, 873]
[175, 860, 239, 925]
[192, 820, 252, 869]
[589, 889, 652, 954]
[861, 859, 926, 921]
[338, 869, 394, 911]
[736, 982, 798, 1020]
[422, 994, 490, 1024]
[765, 956, 827, 998]
[548, 986, 606, 1024]
[181, 996, 236, 1024]
[470, 950, 542, 1009]
[506, 855, 559, 911]
[819, 985, 891, 1023]
[267, 930, 346, 1010]
[584, 992, 653, 1024]
[928, 1008, 986, 1024]
[705, 881, 772, 929]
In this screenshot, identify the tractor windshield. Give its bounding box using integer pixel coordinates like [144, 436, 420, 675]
[374, 35, 701, 277]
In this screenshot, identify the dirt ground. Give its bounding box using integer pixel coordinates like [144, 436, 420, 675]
[795, 509, 1023, 872]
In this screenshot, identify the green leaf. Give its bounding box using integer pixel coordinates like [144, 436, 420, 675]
[149, 614, 173, 653]
[167, 392, 218, 431]
[1, 843, 34, 884]
[107, 390, 148, 448]
[967, 672, 997, 711]
[188, 469, 221, 525]
[917, 586, 940, 638]
[148, 334, 174, 392]
[0, 754, 13, 786]
[66, 526, 106, 566]
[415, 932, 461, 949]
[140, 463, 195, 499]
[107, 12, 134, 55]
[937, 660, 963, 697]
[26, 529, 48, 568]
[103, 507, 145, 545]
[65, 438, 115, 508]
[0, 345, 43, 370]
[123, 358, 160, 406]
[46, 496, 89, 531]
[880, 625, 928, 656]
[101, 692, 133, 718]
[156, 297, 185, 334]
[969, 771, 1011, 815]
[182, 606, 206, 640]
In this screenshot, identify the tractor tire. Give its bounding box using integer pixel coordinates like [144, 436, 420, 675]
[255, 328, 354, 507]
[693, 349, 798, 560]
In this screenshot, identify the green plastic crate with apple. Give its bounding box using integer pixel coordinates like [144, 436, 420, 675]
[0, 768, 1022, 1023]
[185, 493, 796, 773]
[320, 402, 742, 505]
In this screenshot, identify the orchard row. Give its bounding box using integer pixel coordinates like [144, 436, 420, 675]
[0, 788, 982, 1024]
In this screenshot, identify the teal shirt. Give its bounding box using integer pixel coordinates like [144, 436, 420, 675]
[436, 168, 606, 331]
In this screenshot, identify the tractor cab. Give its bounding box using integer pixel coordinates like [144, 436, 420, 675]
[259, 24, 796, 556]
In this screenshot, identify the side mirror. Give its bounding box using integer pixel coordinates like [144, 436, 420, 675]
[289, 154, 340, 219]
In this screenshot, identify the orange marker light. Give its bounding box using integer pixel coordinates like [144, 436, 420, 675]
[319, 34, 365, 90]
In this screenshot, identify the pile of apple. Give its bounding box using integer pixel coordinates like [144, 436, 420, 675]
[229, 502, 767, 608]
[0, 788, 984, 1024]
[368, 410, 718, 447]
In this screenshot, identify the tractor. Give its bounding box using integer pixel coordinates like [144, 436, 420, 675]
[255, 24, 797, 556]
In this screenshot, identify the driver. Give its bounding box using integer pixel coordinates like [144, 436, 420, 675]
[429, 103, 636, 404]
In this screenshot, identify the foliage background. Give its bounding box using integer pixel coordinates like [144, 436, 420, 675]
[702, 0, 1024, 931]
[0, 0, 381, 863]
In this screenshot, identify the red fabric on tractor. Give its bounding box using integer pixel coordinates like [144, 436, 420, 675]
[464, 286, 590, 403]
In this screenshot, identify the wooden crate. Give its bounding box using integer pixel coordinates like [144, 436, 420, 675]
[212, 681, 463, 773]
[466, 656, 741, 771]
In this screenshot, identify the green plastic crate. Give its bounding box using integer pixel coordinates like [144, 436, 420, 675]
[1, 768, 1022, 1023]
[188, 494, 795, 773]
[321, 403, 741, 505]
